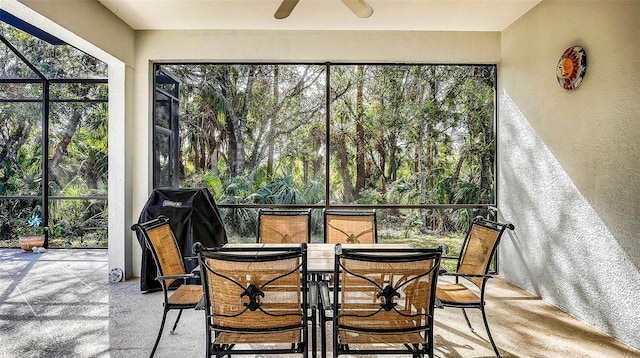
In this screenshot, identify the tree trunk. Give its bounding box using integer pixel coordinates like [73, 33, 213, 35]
[49, 110, 82, 185]
[303, 159, 309, 184]
[210, 148, 219, 175]
[354, 65, 366, 200]
[448, 151, 466, 204]
[0, 120, 29, 170]
[225, 115, 237, 177]
[422, 70, 438, 230]
[479, 115, 493, 207]
[388, 133, 398, 182]
[267, 66, 279, 177]
[220, 65, 256, 177]
[334, 132, 353, 203]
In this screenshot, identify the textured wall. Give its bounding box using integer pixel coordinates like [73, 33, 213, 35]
[499, 0, 640, 349]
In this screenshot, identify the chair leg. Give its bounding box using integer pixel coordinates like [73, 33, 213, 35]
[170, 309, 184, 334]
[206, 329, 211, 358]
[461, 308, 475, 332]
[311, 308, 317, 358]
[320, 308, 328, 357]
[480, 305, 501, 357]
[150, 308, 168, 358]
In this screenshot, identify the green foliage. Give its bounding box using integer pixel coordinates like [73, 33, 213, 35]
[254, 173, 306, 205]
[202, 172, 224, 197]
[303, 177, 324, 205]
[12, 213, 46, 236]
[401, 215, 423, 238]
[208, 170, 331, 236]
[387, 179, 420, 205]
[216, 176, 257, 237]
[354, 188, 385, 205]
[0, 200, 41, 240]
[49, 195, 108, 248]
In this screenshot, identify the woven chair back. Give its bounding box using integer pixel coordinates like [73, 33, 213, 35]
[457, 222, 501, 288]
[325, 210, 376, 244]
[146, 223, 186, 288]
[258, 210, 310, 243]
[201, 249, 305, 336]
[336, 248, 441, 342]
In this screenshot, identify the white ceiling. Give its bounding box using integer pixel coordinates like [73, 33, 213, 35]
[97, 0, 542, 32]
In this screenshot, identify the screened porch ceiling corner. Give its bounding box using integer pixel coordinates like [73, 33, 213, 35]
[97, 0, 542, 32]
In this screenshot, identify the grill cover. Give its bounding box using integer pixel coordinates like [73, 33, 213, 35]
[136, 187, 227, 292]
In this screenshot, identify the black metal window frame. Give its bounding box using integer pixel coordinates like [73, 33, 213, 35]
[151, 61, 498, 214]
[153, 65, 181, 188]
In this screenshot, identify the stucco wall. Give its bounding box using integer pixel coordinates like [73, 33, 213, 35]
[499, 0, 640, 349]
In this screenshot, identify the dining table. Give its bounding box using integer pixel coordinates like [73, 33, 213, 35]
[222, 242, 412, 274]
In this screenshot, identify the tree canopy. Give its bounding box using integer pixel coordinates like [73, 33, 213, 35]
[160, 63, 496, 234]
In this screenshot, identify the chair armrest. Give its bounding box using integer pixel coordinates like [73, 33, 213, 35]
[318, 280, 332, 312]
[440, 272, 494, 279]
[190, 264, 201, 278]
[157, 273, 198, 281]
[441, 255, 460, 260]
[195, 295, 206, 311]
[308, 281, 318, 310]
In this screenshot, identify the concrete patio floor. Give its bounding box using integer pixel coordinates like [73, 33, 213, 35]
[0, 249, 638, 358]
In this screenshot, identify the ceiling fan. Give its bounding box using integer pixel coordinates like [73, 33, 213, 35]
[275, 0, 374, 19]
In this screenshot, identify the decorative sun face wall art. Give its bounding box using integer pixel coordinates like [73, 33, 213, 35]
[556, 46, 587, 90]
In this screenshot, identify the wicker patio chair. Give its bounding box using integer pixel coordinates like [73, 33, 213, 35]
[130, 216, 203, 358]
[435, 216, 515, 357]
[193, 242, 311, 357]
[324, 209, 377, 244]
[257, 208, 311, 243]
[319, 244, 442, 357]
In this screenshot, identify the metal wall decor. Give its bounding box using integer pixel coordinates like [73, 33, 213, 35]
[556, 45, 587, 90]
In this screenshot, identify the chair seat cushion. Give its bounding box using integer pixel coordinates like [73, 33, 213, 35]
[436, 283, 480, 304]
[214, 330, 301, 344]
[168, 284, 203, 306]
[338, 329, 426, 344]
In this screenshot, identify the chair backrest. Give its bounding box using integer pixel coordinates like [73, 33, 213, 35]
[334, 245, 441, 336]
[324, 209, 377, 244]
[257, 209, 311, 243]
[195, 243, 308, 335]
[457, 217, 511, 288]
[131, 216, 186, 289]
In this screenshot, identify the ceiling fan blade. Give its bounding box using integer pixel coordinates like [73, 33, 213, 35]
[341, 0, 373, 18]
[275, 0, 300, 19]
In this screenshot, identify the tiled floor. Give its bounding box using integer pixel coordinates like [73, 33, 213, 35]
[0, 249, 638, 358]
